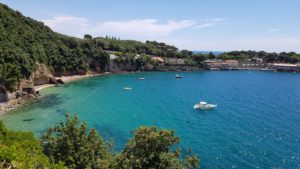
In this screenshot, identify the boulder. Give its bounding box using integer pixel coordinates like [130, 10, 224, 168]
[20, 80, 35, 95]
[49, 75, 58, 84]
[56, 79, 64, 84]
[6, 91, 17, 100]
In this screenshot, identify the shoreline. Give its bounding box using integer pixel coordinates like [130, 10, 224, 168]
[1, 69, 298, 116]
[0, 73, 106, 116]
[34, 73, 103, 91]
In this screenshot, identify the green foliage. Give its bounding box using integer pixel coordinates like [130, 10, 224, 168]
[113, 126, 199, 169]
[0, 3, 105, 90]
[92, 38, 184, 58]
[40, 114, 113, 169]
[0, 63, 21, 92]
[0, 121, 53, 168]
[217, 50, 300, 63]
[0, 115, 200, 169]
[84, 34, 93, 40]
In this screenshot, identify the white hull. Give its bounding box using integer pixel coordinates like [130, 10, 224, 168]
[193, 104, 217, 110]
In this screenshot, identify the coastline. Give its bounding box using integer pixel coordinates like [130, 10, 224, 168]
[0, 73, 105, 116]
[34, 73, 102, 91]
[1, 69, 296, 116]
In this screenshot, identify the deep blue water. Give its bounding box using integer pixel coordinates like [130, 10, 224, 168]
[1, 71, 300, 168]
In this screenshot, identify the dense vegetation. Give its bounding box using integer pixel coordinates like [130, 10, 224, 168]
[0, 114, 199, 169]
[0, 121, 65, 168]
[114, 126, 199, 169]
[196, 51, 300, 63]
[41, 114, 113, 169]
[0, 3, 87, 91]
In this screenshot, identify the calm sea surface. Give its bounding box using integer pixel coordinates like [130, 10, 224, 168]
[1, 71, 300, 168]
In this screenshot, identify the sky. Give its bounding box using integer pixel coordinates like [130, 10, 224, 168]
[1, 0, 300, 52]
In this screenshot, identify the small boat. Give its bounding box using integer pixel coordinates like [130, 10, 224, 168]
[260, 68, 277, 71]
[124, 87, 132, 90]
[175, 74, 183, 78]
[193, 101, 217, 110]
[138, 77, 145, 80]
[210, 68, 220, 71]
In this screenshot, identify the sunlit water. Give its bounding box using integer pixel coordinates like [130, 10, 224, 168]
[1, 71, 300, 168]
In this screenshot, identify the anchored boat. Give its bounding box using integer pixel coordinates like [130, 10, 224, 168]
[175, 74, 183, 78]
[193, 101, 217, 110]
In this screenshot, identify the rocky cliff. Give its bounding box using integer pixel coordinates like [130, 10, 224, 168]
[31, 63, 58, 85]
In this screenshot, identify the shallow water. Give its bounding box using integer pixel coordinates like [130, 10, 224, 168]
[1, 71, 300, 168]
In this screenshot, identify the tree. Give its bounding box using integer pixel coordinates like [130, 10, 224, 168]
[0, 121, 61, 168]
[0, 63, 21, 92]
[113, 126, 199, 169]
[208, 52, 215, 59]
[84, 34, 93, 40]
[180, 50, 193, 58]
[40, 114, 112, 169]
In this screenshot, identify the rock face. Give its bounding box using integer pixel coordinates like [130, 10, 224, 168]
[32, 63, 53, 85]
[142, 63, 154, 71]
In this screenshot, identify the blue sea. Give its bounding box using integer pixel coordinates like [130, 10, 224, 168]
[1, 71, 300, 168]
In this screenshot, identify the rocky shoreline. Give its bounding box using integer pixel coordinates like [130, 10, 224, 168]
[0, 73, 102, 115]
[0, 63, 204, 116]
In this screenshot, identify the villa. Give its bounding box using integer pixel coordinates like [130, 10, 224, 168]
[203, 59, 223, 68]
[152, 57, 165, 65]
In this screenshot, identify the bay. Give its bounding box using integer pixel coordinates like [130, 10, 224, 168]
[1, 71, 300, 168]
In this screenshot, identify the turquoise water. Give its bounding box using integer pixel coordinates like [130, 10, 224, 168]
[1, 71, 300, 168]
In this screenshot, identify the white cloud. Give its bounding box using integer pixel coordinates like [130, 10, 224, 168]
[43, 16, 90, 37]
[95, 19, 197, 37]
[206, 18, 227, 22]
[268, 28, 280, 33]
[43, 16, 198, 38]
[193, 17, 227, 29]
[192, 23, 215, 29]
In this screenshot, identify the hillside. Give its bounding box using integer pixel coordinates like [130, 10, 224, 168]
[0, 3, 184, 92]
[0, 3, 91, 91]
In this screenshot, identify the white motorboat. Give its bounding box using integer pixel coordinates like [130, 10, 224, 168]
[123, 87, 132, 90]
[193, 101, 217, 110]
[175, 74, 183, 78]
[138, 77, 145, 80]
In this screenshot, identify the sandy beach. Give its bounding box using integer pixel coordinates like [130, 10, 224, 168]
[34, 74, 99, 91]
